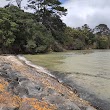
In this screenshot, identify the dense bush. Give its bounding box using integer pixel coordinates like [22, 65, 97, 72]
[0, 3, 110, 54]
[64, 24, 110, 50]
[0, 6, 54, 53]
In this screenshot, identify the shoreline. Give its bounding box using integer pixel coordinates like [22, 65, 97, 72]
[17, 55, 97, 109]
[0, 55, 96, 110]
[51, 71, 110, 110]
[18, 55, 110, 110]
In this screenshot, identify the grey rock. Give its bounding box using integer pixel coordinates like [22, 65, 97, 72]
[47, 88, 55, 95]
[0, 60, 96, 110]
[86, 107, 96, 110]
[0, 63, 11, 70]
[0, 107, 17, 110]
[44, 94, 65, 104]
[58, 101, 81, 110]
[13, 85, 28, 97]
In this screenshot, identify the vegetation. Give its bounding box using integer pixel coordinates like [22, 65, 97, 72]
[0, 0, 110, 54]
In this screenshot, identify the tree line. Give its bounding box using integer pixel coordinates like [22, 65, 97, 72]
[0, 0, 110, 54]
[64, 24, 110, 50]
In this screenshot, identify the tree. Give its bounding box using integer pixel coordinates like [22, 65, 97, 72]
[64, 27, 86, 50]
[93, 24, 110, 49]
[6, 0, 22, 8]
[81, 24, 95, 46]
[27, 0, 67, 50]
[27, 0, 67, 32]
[8, 6, 53, 53]
[94, 24, 110, 36]
[16, 0, 22, 8]
[0, 7, 18, 53]
[97, 36, 109, 49]
[27, 0, 67, 17]
[0, 6, 54, 54]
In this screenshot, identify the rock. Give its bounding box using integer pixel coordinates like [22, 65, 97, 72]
[19, 103, 34, 110]
[1, 63, 11, 70]
[86, 107, 96, 110]
[27, 83, 44, 95]
[20, 81, 44, 95]
[45, 94, 65, 105]
[13, 85, 28, 97]
[47, 88, 55, 95]
[0, 107, 17, 110]
[58, 102, 81, 110]
[0, 56, 97, 110]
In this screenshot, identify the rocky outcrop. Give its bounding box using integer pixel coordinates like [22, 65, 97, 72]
[0, 55, 96, 110]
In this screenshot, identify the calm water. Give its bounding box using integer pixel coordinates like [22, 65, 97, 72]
[24, 50, 110, 103]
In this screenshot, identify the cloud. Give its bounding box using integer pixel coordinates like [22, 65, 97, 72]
[0, 0, 9, 7]
[61, 0, 110, 28]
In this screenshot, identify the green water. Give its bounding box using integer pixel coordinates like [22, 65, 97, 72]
[24, 50, 110, 102]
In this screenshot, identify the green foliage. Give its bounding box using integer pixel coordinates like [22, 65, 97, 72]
[64, 24, 110, 50]
[0, 6, 53, 54]
[28, 0, 67, 45]
[0, 8, 17, 50]
[0, 1, 110, 54]
[73, 39, 85, 50]
[94, 24, 110, 36]
[97, 36, 109, 49]
[63, 27, 86, 50]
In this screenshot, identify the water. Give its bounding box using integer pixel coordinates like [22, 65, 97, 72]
[24, 50, 110, 105]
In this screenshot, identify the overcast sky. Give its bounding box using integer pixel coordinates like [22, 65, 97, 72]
[0, 0, 110, 28]
[62, 0, 110, 28]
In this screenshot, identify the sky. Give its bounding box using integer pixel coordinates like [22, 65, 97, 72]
[0, 0, 110, 28]
[61, 0, 110, 28]
[60, 0, 67, 3]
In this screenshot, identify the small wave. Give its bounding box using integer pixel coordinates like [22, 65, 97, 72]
[17, 55, 56, 78]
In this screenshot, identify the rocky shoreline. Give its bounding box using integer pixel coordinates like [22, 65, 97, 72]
[0, 55, 96, 110]
[51, 71, 110, 110]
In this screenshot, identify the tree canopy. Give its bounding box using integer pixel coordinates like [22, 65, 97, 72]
[0, 1, 110, 54]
